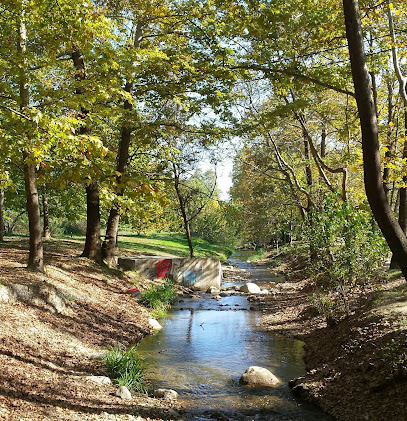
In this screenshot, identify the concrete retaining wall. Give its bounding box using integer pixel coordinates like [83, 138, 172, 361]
[118, 256, 222, 290]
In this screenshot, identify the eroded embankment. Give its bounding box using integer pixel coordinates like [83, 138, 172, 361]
[250, 251, 407, 421]
[0, 238, 183, 421]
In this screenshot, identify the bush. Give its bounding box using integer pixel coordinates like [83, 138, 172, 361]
[139, 279, 178, 312]
[306, 193, 388, 307]
[103, 345, 148, 393]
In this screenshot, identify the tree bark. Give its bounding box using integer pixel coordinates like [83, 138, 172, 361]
[173, 168, 194, 258]
[42, 194, 51, 239]
[81, 180, 102, 263]
[0, 189, 4, 242]
[343, 0, 407, 278]
[71, 45, 103, 263]
[18, 3, 43, 272]
[102, 90, 132, 264]
[23, 156, 44, 271]
[102, 21, 143, 265]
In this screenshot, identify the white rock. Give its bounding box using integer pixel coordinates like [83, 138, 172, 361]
[153, 388, 179, 400]
[259, 289, 269, 294]
[207, 286, 220, 294]
[148, 318, 163, 331]
[88, 351, 105, 360]
[239, 366, 280, 386]
[0, 286, 11, 303]
[116, 385, 132, 399]
[86, 376, 112, 385]
[240, 283, 261, 294]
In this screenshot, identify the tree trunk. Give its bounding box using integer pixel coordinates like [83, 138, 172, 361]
[71, 46, 103, 264]
[81, 180, 102, 263]
[102, 22, 143, 265]
[343, 0, 407, 278]
[24, 157, 44, 271]
[0, 189, 4, 242]
[42, 194, 51, 239]
[18, 4, 44, 272]
[174, 171, 194, 258]
[390, 110, 407, 268]
[102, 94, 132, 264]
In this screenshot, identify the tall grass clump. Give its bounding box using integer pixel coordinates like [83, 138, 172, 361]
[103, 345, 148, 393]
[139, 279, 178, 313]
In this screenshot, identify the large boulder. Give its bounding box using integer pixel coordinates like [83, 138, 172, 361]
[240, 283, 261, 294]
[239, 366, 280, 386]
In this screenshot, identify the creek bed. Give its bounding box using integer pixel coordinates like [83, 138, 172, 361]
[138, 291, 331, 420]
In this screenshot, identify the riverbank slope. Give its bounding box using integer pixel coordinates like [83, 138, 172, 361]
[253, 246, 407, 420]
[0, 238, 184, 421]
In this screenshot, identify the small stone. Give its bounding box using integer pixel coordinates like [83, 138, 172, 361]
[207, 286, 220, 294]
[88, 351, 105, 360]
[153, 388, 178, 400]
[220, 292, 228, 297]
[148, 318, 163, 331]
[213, 295, 222, 300]
[85, 376, 112, 385]
[240, 283, 261, 294]
[116, 385, 132, 399]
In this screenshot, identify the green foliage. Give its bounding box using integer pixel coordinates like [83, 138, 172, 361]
[139, 279, 178, 313]
[307, 194, 388, 292]
[103, 345, 148, 393]
[308, 293, 335, 319]
[383, 333, 407, 381]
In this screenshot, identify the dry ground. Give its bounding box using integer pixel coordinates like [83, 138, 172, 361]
[250, 251, 407, 421]
[0, 238, 183, 421]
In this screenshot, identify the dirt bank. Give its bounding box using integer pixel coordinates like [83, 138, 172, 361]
[0, 238, 183, 421]
[250, 249, 407, 421]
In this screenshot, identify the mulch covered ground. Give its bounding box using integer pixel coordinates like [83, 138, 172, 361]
[0, 238, 183, 421]
[251, 251, 407, 421]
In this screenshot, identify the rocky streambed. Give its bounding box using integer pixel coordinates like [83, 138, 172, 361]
[136, 259, 331, 421]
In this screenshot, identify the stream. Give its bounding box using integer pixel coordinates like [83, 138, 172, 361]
[137, 252, 331, 420]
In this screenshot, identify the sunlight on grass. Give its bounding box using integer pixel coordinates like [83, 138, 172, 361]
[117, 232, 233, 261]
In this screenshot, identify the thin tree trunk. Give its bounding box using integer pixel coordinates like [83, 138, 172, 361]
[0, 189, 4, 242]
[102, 93, 132, 264]
[103, 21, 143, 265]
[343, 0, 407, 278]
[173, 169, 194, 258]
[24, 156, 44, 271]
[18, 3, 43, 272]
[383, 80, 394, 197]
[42, 194, 51, 239]
[71, 46, 103, 263]
[390, 110, 407, 268]
[81, 180, 102, 263]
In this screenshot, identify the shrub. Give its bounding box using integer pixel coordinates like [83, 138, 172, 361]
[139, 279, 178, 312]
[103, 345, 148, 393]
[306, 193, 388, 308]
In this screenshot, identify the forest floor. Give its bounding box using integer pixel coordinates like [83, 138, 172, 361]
[0, 237, 185, 421]
[250, 248, 407, 421]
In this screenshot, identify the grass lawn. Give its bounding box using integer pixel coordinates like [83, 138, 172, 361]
[54, 231, 234, 261]
[117, 232, 234, 261]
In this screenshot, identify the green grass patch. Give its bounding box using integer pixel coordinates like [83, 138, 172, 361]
[118, 232, 234, 261]
[103, 345, 148, 393]
[139, 279, 178, 313]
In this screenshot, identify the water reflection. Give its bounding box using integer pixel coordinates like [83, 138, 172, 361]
[137, 294, 331, 420]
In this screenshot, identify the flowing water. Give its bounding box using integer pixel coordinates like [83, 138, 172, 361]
[137, 253, 331, 420]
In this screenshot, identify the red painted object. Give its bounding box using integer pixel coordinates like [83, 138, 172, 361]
[157, 259, 172, 278]
[126, 287, 140, 294]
